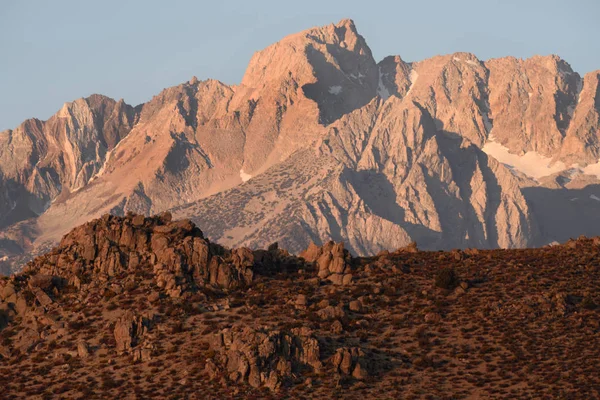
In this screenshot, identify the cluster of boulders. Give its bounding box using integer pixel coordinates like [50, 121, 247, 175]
[332, 347, 370, 380]
[11, 214, 361, 309]
[0, 276, 65, 353]
[489, 290, 582, 321]
[207, 324, 323, 391]
[22, 213, 263, 298]
[113, 310, 156, 362]
[205, 321, 376, 391]
[1, 279, 34, 330]
[300, 241, 353, 285]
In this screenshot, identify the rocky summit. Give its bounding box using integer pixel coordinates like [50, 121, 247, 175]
[2, 19, 600, 274]
[0, 213, 599, 398]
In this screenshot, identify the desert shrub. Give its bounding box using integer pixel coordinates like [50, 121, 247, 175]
[170, 322, 185, 334]
[581, 296, 597, 310]
[22, 290, 36, 305]
[415, 326, 430, 348]
[413, 355, 435, 369]
[434, 267, 459, 290]
[101, 376, 123, 389]
[68, 321, 86, 331]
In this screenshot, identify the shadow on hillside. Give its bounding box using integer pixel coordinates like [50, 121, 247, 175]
[343, 169, 443, 249]
[302, 44, 376, 125]
[523, 184, 600, 245]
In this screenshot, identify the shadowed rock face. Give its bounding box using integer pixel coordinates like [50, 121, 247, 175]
[2, 19, 600, 274]
[208, 324, 323, 391]
[1, 215, 599, 397]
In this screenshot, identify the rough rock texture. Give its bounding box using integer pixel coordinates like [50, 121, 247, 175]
[559, 71, 600, 165]
[0, 95, 137, 229]
[209, 324, 322, 391]
[332, 347, 370, 380]
[0, 217, 600, 397]
[1, 216, 600, 397]
[25, 213, 258, 297]
[113, 310, 152, 354]
[486, 55, 582, 156]
[300, 241, 353, 285]
[2, 19, 600, 274]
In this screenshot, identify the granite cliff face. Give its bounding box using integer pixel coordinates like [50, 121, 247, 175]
[1, 19, 600, 272]
[0, 95, 137, 228]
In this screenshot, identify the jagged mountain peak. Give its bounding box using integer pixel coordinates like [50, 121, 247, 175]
[240, 19, 378, 124]
[2, 19, 600, 274]
[241, 18, 372, 87]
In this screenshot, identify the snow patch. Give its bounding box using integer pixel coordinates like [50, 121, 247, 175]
[570, 198, 578, 201]
[328, 86, 343, 95]
[406, 69, 419, 95]
[466, 60, 479, 67]
[577, 78, 584, 103]
[240, 169, 252, 182]
[95, 149, 113, 178]
[350, 72, 365, 79]
[591, 194, 600, 202]
[409, 70, 418, 84]
[453, 57, 462, 62]
[482, 136, 567, 179]
[582, 160, 600, 179]
[377, 68, 391, 100]
[560, 168, 581, 185]
[91, 136, 129, 181]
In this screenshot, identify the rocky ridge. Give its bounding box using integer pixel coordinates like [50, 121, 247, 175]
[1, 214, 599, 398]
[1, 19, 600, 273]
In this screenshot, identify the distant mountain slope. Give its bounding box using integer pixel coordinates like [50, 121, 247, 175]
[1, 18, 600, 272]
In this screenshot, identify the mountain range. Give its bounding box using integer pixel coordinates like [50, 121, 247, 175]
[2, 18, 600, 274]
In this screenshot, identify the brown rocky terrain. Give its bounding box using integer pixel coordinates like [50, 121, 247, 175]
[1, 213, 599, 398]
[2, 19, 600, 274]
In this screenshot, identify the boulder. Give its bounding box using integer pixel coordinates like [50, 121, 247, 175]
[77, 340, 90, 358]
[295, 294, 308, 307]
[349, 300, 363, 313]
[332, 347, 370, 380]
[114, 311, 153, 355]
[208, 324, 322, 391]
[301, 241, 353, 285]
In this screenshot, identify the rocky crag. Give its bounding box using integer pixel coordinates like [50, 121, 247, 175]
[1, 214, 599, 398]
[2, 19, 600, 273]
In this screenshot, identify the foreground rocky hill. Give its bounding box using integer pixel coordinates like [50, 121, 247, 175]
[1, 214, 599, 398]
[2, 19, 600, 273]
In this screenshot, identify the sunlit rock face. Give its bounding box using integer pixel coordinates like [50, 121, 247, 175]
[2, 19, 600, 273]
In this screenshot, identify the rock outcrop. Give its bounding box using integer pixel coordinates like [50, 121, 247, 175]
[113, 310, 153, 355]
[332, 347, 370, 380]
[208, 324, 323, 391]
[24, 213, 257, 297]
[300, 241, 353, 285]
[0, 217, 600, 398]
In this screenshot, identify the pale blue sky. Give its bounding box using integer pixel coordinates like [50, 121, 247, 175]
[1, 0, 599, 131]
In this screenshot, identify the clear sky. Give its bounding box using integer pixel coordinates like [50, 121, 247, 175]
[1, 0, 599, 131]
